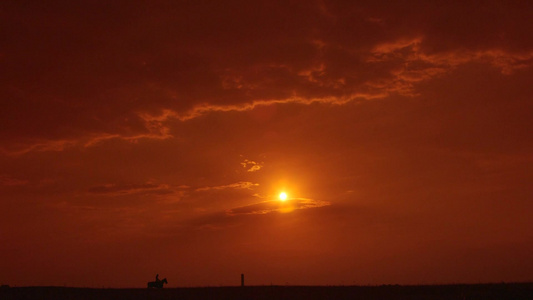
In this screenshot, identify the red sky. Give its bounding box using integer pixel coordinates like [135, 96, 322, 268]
[1, 0, 532, 287]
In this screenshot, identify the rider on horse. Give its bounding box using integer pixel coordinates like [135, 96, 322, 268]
[147, 274, 167, 289]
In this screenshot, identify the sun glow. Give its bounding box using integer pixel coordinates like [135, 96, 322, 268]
[279, 192, 288, 201]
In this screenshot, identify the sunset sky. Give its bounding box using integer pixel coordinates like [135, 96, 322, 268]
[1, 0, 532, 287]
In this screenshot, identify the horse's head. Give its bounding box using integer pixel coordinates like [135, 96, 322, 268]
[162, 278, 168, 284]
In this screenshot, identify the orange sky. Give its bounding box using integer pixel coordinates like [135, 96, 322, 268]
[1, 0, 532, 287]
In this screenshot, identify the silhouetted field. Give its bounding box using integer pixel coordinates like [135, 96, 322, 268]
[1, 283, 532, 300]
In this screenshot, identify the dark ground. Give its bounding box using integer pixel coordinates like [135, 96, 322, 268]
[1, 283, 532, 300]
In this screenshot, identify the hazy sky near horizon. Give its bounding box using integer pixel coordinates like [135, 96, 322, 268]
[1, 0, 532, 287]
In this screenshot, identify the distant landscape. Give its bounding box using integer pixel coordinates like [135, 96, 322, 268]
[2, 283, 532, 300]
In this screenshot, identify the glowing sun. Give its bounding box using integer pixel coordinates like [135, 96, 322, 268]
[279, 192, 288, 201]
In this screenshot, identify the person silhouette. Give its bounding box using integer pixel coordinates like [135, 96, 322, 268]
[155, 274, 160, 283]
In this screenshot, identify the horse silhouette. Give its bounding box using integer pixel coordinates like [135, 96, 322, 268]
[147, 278, 167, 288]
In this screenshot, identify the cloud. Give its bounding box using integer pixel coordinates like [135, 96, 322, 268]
[1, 1, 532, 155]
[182, 197, 332, 231]
[1, 130, 173, 156]
[367, 37, 533, 95]
[226, 198, 331, 215]
[0, 139, 78, 156]
[241, 159, 263, 172]
[0, 175, 29, 187]
[87, 182, 176, 197]
[195, 181, 259, 192]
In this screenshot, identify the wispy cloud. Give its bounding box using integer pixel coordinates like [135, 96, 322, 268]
[226, 198, 330, 216]
[88, 181, 176, 197]
[182, 197, 331, 231]
[367, 36, 533, 95]
[0, 175, 28, 187]
[195, 181, 259, 192]
[0, 128, 173, 157]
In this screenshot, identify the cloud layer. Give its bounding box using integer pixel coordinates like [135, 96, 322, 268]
[2, 1, 532, 154]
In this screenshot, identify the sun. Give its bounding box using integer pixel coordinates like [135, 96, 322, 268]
[279, 192, 288, 201]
